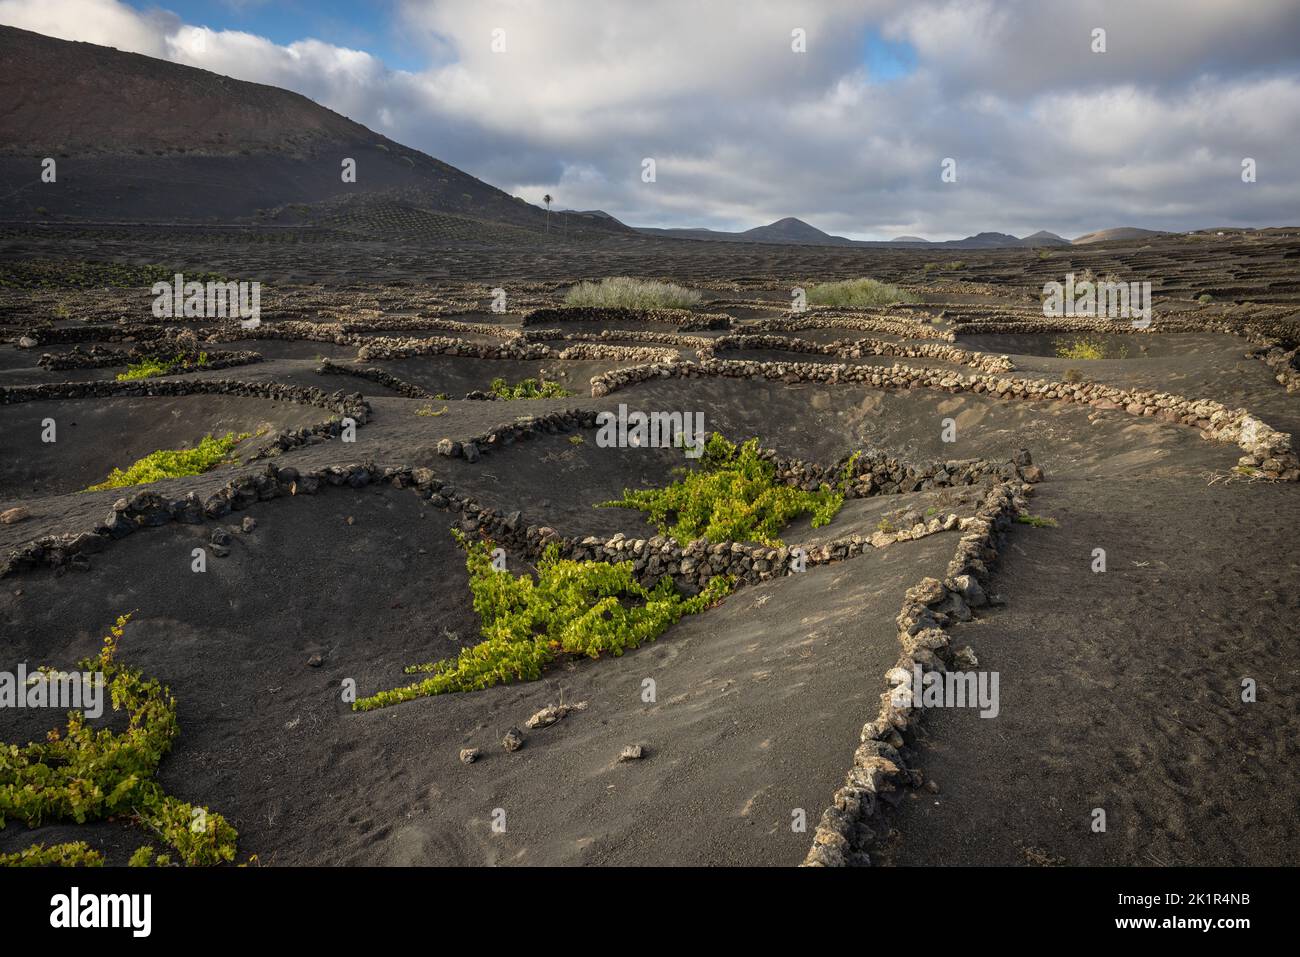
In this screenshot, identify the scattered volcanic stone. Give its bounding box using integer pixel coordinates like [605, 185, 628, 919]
[525, 700, 589, 729]
[953, 646, 979, 669]
[459, 748, 481, 765]
[241, 516, 257, 533]
[307, 654, 323, 668]
[210, 544, 230, 558]
[17, 336, 37, 348]
[211, 527, 231, 546]
[618, 744, 645, 762]
[502, 728, 525, 752]
[345, 516, 355, 526]
[0, 507, 31, 524]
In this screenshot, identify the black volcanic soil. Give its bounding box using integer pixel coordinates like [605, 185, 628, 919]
[0, 393, 326, 500]
[1, 227, 1298, 868]
[883, 475, 1300, 867]
[0, 486, 954, 866]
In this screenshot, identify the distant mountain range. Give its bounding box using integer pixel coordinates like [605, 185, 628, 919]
[636, 217, 1153, 248]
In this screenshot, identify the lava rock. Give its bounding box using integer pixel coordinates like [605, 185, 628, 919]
[618, 744, 645, 762]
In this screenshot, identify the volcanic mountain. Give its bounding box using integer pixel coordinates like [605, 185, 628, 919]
[0, 24, 629, 237]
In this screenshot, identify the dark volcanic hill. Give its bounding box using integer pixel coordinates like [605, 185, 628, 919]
[637, 217, 853, 246]
[740, 217, 853, 245]
[0, 25, 629, 236]
[1019, 230, 1070, 247]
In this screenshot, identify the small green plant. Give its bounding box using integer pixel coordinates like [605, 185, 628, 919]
[353, 534, 730, 710]
[1037, 249, 1053, 260]
[1062, 367, 1084, 383]
[876, 516, 897, 534]
[599, 434, 853, 546]
[1015, 513, 1058, 528]
[116, 352, 209, 381]
[563, 276, 700, 309]
[1198, 293, 1213, 303]
[128, 846, 173, 867]
[84, 431, 249, 491]
[568, 434, 585, 445]
[488, 376, 571, 399]
[415, 404, 449, 417]
[0, 842, 104, 867]
[806, 278, 918, 308]
[1053, 335, 1126, 361]
[0, 614, 237, 866]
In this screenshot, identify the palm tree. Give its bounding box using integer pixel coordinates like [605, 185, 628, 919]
[543, 193, 553, 234]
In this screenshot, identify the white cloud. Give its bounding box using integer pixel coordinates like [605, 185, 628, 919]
[1, 0, 1298, 237]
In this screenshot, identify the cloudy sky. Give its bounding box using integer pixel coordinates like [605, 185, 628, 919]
[3, 0, 1299, 239]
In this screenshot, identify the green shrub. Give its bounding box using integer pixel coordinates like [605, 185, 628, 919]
[415, 404, 448, 417]
[116, 352, 208, 381]
[353, 535, 730, 710]
[1015, 513, 1058, 528]
[1053, 335, 1126, 360]
[563, 277, 700, 309]
[0, 842, 103, 867]
[488, 376, 571, 399]
[84, 431, 249, 491]
[806, 278, 918, 308]
[128, 846, 173, 867]
[599, 434, 855, 546]
[0, 614, 237, 866]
